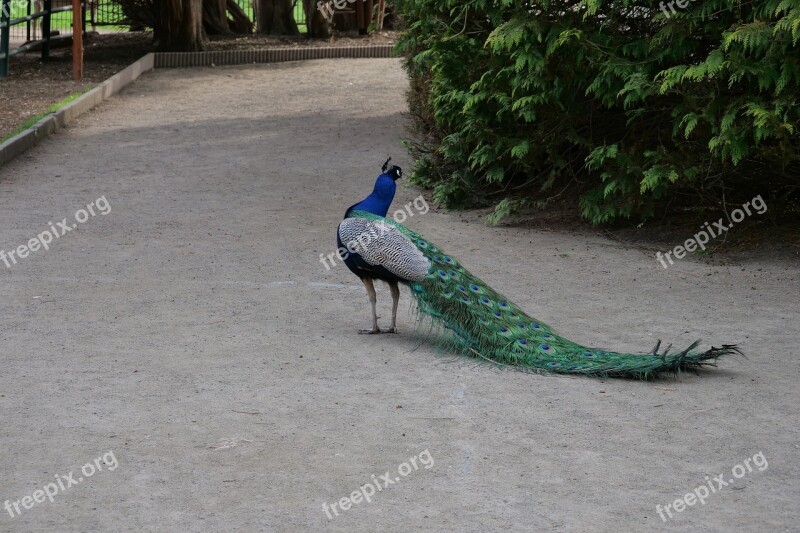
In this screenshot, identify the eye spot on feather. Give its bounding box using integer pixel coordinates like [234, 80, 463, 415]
[444, 256, 453, 264]
[518, 323, 526, 329]
[543, 334, 554, 340]
[530, 323, 541, 329]
[457, 285, 467, 293]
[411, 284, 424, 293]
[460, 295, 470, 303]
[540, 344, 552, 352]
[499, 301, 508, 308]
[480, 297, 490, 305]
[418, 240, 428, 248]
[547, 361, 560, 367]
[469, 284, 480, 292]
[438, 270, 447, 278]
[494, 311, 502, 318]
[518, 339, 527, 345]
[583, 352, 594, 358]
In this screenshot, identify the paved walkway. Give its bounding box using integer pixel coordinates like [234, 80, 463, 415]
[1, 59, 797, 532]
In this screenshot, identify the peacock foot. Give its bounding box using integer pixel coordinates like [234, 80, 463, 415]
[359, 328, 383, 334]
[385, 327, 398, 334]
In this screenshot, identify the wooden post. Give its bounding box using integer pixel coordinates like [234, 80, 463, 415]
[72, 0, 82, 80]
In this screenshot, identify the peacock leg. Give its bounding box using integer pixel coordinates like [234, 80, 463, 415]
[386, 280, 399, 333]
[358, 277, 381, 334]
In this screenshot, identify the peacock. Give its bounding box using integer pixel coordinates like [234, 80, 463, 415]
[336, 160, 741, 379]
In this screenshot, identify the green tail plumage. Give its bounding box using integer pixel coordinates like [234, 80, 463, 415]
[353, 210, 741, 379]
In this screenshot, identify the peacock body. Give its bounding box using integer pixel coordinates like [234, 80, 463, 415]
[338, 161, 740, 379]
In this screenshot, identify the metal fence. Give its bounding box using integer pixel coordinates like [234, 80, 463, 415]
[1, 0, 81, 77]
[2, 0, 121, 47]
[3, 0, 304, 43]
[1, 0, 307, 77]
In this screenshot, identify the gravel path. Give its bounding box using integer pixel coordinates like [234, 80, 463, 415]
[1, 59, 798, 532]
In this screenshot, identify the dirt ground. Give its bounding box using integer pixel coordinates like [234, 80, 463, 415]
[0, 30, 398, 140]
[0, 59, 798, 532]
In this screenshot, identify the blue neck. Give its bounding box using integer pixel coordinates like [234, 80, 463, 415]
[345, 174, 396, 217]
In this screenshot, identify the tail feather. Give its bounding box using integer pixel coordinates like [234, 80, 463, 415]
[352, 210, 742, 379]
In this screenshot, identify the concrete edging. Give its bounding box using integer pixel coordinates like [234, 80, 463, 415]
[0, 45, 398, 169]
[0, 53, 155, 169]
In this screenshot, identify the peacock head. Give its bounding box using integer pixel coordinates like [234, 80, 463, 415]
[384, 165, 402, 181]
[381, 157, 402, 181]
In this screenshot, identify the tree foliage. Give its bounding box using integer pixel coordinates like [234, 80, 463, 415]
[397, 0, 800, 224]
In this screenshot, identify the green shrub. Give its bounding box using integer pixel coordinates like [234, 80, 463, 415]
[397, 0, 800, 224]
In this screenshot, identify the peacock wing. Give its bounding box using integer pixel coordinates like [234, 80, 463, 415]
[338, 217, 431, 282]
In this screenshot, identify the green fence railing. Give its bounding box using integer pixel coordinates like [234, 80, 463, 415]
[1, 0, 84, 78]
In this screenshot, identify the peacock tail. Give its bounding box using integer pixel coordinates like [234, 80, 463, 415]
[350, 210, 741, 379]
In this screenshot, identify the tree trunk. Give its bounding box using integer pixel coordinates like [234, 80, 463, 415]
[303, 0, 330, 37]
[226, 0, 254, 33]
[202, 0, 231, 34]
[257, 0, 298, 35]
[154, 0, 205, 51]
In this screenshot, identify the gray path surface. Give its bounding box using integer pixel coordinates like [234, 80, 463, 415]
[1, 59, 798, 532]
